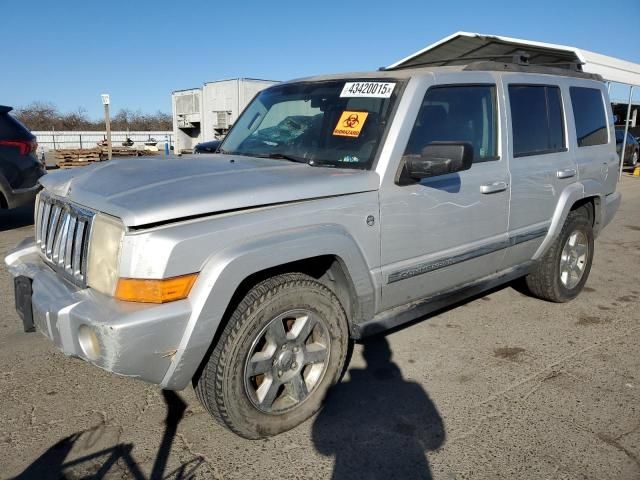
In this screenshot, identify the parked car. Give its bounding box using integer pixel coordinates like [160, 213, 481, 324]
[615, 127, 639, 166]
[193, 140, 221, 153]
[0, 105, 44, 209]
[6, 62, 621, 439]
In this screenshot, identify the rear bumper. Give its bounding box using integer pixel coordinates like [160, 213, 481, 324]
[5, 239, 192, 386]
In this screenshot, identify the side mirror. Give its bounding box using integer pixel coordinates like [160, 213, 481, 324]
[404, 142, 474, 180]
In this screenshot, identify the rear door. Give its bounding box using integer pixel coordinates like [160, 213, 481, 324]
[502, 78, 576, 267]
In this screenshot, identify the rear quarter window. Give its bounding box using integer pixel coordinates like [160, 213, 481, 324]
[569, 87, 608, 147]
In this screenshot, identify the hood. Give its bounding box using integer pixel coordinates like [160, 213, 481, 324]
[40, 156, 380, 227]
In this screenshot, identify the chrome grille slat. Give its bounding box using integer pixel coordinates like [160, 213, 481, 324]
[54, 212, 70, 264]
[36, 193, 94, 288]
[46, 205, 61, 256]
[39, 202, 52, 253]
[35, 198, 45, 247]
[73, 221, 86, 279]
[64, 216, 76, 272]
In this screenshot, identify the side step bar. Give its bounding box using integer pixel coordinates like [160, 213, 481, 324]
[351, 262, 533, 339]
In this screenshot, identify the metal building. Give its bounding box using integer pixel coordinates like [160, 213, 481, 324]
[172, 78, 278, 153]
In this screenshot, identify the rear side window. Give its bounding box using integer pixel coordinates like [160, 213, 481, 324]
[570, 87, 608, 147]
[508, 85, 565, 157]
[403, 85, 497, 162]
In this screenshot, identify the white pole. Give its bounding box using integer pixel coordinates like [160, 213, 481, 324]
[619, 85, 634, 181]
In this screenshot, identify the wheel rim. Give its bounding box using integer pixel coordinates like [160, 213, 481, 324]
[244, 309, 331, 414]
[559, 230, 589, 289]
[633, 151, 638, 165]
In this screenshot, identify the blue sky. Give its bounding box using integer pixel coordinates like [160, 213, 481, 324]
[3, 0, 639, 118]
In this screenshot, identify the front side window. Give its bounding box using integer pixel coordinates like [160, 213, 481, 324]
[509, 85, 565, 157]
[221, 79, 402, 169]
[570, 87, 608, 147]
[403, 85, 497, 162]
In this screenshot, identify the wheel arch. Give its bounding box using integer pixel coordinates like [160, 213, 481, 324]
[161, 225, 375, 390]
[533, 182, 603, 260]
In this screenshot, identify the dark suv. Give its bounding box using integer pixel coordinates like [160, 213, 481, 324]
[0, 105, 45, 209]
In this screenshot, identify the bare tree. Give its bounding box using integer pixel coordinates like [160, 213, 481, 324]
[14, 103, 172, 131]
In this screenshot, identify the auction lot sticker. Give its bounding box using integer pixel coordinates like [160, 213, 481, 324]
[333, 111, 369, 137]
[340, 82, 396, 98]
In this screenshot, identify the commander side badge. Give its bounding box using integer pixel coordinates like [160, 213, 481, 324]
[366, 215, 375, 227]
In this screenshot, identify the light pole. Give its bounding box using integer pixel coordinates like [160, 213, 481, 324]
[101, 94, 112, 161]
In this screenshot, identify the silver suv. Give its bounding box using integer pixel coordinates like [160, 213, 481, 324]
[6, 62, 621, 438]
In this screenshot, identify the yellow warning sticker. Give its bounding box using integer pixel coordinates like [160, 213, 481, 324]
[333, 111, 369, 138]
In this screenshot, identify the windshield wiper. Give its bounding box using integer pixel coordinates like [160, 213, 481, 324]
[260, 153, 309, 164]
[221, 151, 332, 166]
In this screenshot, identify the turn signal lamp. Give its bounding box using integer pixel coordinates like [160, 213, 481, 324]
[115, 273, 198, 303]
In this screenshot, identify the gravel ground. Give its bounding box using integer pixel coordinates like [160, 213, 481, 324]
[0, 174, 639, 480]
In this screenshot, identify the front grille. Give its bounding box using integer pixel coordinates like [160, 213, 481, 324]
[35, 193, 94, 287]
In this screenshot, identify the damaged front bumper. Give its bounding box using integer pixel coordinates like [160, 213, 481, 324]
[5, 238, 192, 385]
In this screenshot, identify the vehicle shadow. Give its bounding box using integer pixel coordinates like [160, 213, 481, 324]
[13, 390, 204, 480]
[312, 336, 445, 480]
[0, 202, 34, 232]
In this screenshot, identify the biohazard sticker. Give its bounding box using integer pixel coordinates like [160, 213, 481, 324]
[333, 111, 369, 138]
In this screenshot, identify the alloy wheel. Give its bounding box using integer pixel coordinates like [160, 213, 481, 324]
[244, 309, 331, 414]
[559, 230, 589, 289]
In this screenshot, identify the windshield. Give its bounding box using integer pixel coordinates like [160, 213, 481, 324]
[220, 79, 402, 169]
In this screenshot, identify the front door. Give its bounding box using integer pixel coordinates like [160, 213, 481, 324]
[379, 81, 510, 311]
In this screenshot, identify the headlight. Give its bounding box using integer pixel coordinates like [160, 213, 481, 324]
[87, 214, 125, 296]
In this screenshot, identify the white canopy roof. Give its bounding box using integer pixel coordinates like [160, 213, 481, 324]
[388, 32, 640, 86]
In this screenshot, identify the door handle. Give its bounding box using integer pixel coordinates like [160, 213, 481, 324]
[556, 168, 576, 179]
[480, 181, 507, 194]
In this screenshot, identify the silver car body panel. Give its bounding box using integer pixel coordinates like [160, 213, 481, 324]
[5, 65, 621, 390]
[39, 157, 380, 227]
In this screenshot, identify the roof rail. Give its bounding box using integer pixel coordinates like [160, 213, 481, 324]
[382, 49, 590, 74]
[463, 61, 603, 81]
[383, 52, 526, 71]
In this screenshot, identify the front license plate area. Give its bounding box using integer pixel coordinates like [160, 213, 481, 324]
[14, 276, 35, 332]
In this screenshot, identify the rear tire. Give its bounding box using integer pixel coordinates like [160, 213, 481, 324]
[525, 208, 594, 302]
[631, 150, 639, 167]
[194, 273, 350, 439]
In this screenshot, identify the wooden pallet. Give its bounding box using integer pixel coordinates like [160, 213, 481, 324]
[101, 147, 146, 157]
[54, 148, 104, 167]
[57, 160, 103, 169]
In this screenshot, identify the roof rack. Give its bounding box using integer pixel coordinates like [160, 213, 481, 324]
[463, 61, 604, 82]
[463, 60, 602, 80]
[382, 48, 601, 80]
[383, 50, 535, 70]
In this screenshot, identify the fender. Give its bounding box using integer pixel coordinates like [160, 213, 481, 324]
[533, 181, 603, 260]
[160, 224, 375, 389]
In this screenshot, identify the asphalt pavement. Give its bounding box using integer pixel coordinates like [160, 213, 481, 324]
[0, 175, 639, 479]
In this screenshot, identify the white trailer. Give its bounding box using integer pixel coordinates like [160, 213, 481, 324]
[172, 78, 278, 153]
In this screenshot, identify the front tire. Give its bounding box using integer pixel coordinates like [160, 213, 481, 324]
[525, 208, 594, 302]
[194, 273, 350, 439]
